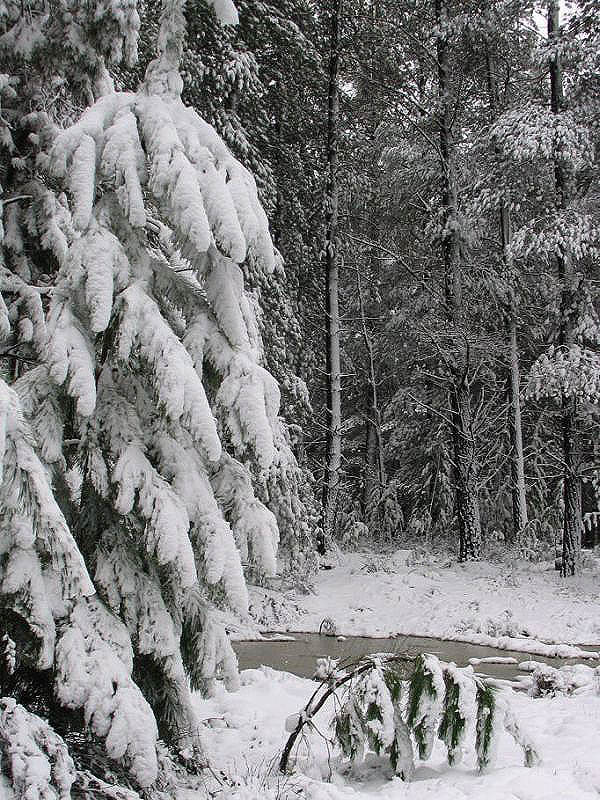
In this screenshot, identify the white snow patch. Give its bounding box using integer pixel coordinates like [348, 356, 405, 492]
[283, 551, 600, 657]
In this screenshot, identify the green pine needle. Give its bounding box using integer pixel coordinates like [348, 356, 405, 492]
[476, 683, 497, 770]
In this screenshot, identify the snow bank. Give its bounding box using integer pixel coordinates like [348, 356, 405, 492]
[284, 552, 600, 657]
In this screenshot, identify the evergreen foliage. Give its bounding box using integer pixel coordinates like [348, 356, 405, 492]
[475, 683, 498, 770]
[281, 652, 539, 781]
[126, 0, 324, 571]
[438, 663, 476, 766]
[0, 0, 315, 792]
[406, 653, 445, 759]
[0, 697, 76, 799]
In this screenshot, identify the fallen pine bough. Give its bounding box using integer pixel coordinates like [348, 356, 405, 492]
[280, 652, 540, 778]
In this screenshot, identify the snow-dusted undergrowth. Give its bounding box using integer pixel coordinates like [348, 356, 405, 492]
[194, 663, 600, 800]
[285, 550, 600, 656]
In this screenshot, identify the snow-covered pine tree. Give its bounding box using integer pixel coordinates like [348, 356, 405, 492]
[1, 0, 310, 790]
[0, 378, 159, 788]
[128, 0, 322, 573]
[1, 0, 165, 790]
[493, 1, 600, 575]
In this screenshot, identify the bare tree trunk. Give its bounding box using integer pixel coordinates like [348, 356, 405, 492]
[450, 380, 482, 560]
[548, 0, 582, 576]
[486, 51, 528, 544]
[362, 420, 378, 514]
[357, 1, 384, 527]
[507, 319, 528, 539]
[357, 269, 386, 522]
[435, 0, 482, 560]
[321, 0, 343, 552]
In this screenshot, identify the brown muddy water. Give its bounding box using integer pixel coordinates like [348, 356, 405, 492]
[233, 632, 600, 683]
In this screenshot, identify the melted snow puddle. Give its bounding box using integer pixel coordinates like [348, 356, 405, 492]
[233, 632, 600, 684]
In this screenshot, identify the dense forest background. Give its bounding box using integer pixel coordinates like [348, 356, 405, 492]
[146, 0, 600, 571]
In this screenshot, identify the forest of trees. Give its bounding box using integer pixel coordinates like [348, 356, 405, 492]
[313, 0, 600, 576]
[0, 0, 598, 796]
[167, 0, 598, 573]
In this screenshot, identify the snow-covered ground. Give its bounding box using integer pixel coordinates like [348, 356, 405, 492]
[195, 664, 600, 800]
[253, 550, 600, 658]
[5, 550, 598, 800]
[199, 551, 600, 800]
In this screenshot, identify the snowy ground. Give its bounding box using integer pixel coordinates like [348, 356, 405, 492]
[194, 664, 600, 800]
[5, 550, 599, 800]
[198, 551, 600, 799]
[249, 550, 600, 659]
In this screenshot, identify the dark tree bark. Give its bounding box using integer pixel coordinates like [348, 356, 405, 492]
[435, 0, 482, 560]
[547, 0, 582, 576]
[357, 269, 386, 521]
[321, 0, 343, 552]
[486, 50, 528, 544]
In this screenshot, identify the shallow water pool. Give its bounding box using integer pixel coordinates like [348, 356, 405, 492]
[233, 632, 598, 683]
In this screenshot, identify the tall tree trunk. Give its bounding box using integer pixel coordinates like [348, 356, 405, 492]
[357, 269, 386, 522]
[359, 0, 384, 524]
[548, 0, 582, 576]
[435, 0, 482, 560]
[486, 51, 528, 543]
[321, 0, 343, 552]
[362, 419, 378, 514]
[507, 318, 528, 539]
